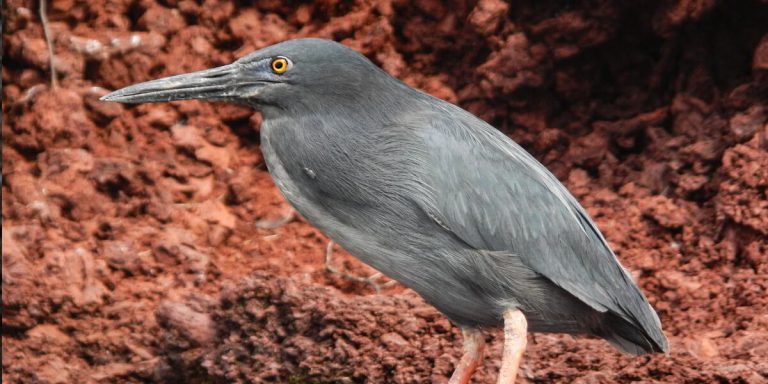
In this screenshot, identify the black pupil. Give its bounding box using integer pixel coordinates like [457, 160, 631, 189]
[275, 61, 283, 69]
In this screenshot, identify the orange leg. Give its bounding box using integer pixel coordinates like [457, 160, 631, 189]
[448, 328, 486, 384]
[497, 309, 528, 384]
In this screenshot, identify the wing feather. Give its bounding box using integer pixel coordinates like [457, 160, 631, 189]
[412, 107, 665, 350]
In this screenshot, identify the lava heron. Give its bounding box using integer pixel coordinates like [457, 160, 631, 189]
[103, 38, 668, 383]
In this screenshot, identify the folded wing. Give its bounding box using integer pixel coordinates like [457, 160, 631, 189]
[412, 108, 667, 353]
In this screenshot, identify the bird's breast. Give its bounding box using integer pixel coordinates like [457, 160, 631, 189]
[259, 117, 432, 239]
[259, 119, 358, 225]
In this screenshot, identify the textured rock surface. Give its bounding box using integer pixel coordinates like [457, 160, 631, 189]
[3, 0, 767, 382]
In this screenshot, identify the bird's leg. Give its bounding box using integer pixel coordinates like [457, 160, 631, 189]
[497, 309, 528, 384]
[448, 328, 486, 384]
[324, 241, 396, 294]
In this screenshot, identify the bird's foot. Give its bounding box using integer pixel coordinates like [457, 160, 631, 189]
[324, 240, 396, 294]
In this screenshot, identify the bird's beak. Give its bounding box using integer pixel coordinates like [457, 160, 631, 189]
[100, 63, 244, 104]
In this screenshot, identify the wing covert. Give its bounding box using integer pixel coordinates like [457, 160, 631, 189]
[414, 109, 656, 326]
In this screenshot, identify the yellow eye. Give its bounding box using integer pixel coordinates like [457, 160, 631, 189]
[271, 57, 288, 74]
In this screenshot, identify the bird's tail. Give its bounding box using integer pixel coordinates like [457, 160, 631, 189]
[599, 311, 669, 355]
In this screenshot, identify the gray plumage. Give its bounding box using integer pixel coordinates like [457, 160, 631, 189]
[103, 38, 668, 354]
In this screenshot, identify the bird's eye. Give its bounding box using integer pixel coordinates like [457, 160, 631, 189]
[271, 57, 289, 74]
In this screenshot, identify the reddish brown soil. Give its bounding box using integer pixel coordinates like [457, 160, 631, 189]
[3, 0, 768, 383]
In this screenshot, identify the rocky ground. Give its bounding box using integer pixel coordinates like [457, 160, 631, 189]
[3, 0, 768, 383]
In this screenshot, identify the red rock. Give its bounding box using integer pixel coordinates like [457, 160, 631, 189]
[197, 199, 237, 229]
[468, 0, 508, 36]
[155, 301, 215, 346]
[20, 37, 50, 69]
[639, 195, 689, 229]
[381, 331, 410, 349]
[26, 324, 72, 346]
[194, 144, 231, 169]
[729, 105, 766, 141]
[753, 33, 768, 71]
[138, 6, 186, 35]
[4, 1, 768, 383]
[652, 0, 717, 37]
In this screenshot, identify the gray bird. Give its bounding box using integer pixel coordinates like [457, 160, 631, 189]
[103, 38, 668, 383]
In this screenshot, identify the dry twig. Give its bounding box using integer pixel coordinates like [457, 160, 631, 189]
[324, 240, 396, 294]
[39, 0, 58, 88]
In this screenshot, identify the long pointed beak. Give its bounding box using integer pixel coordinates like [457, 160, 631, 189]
[100, 63, 243, 104]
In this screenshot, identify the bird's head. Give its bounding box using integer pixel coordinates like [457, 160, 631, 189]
[101, 38, 402, 116]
